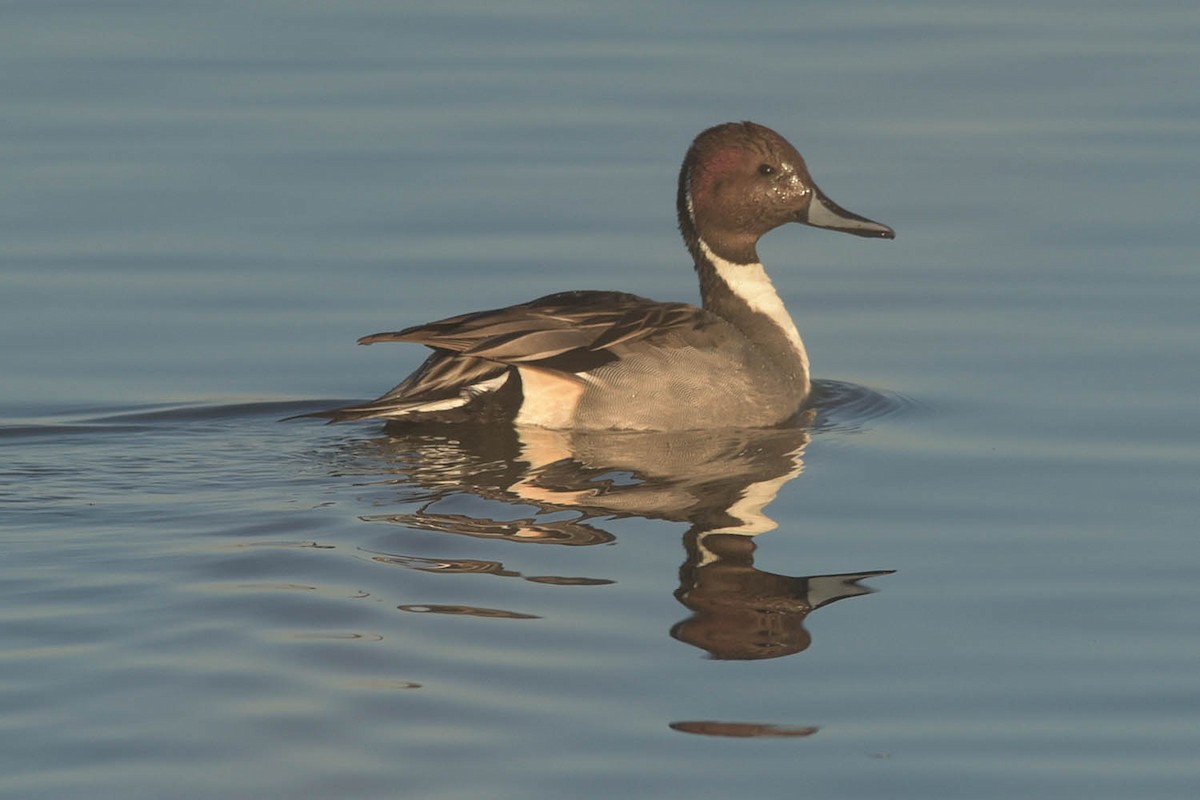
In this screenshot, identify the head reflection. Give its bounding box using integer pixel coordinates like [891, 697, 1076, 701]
[673, 530, 891, 660]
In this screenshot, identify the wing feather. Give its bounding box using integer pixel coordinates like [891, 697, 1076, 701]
[361, 291, 703, 364]
[318, 290, 711, 423]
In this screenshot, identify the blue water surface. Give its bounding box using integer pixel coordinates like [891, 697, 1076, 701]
[2, 2, 1198, 799]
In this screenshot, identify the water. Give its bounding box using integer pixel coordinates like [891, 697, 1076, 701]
[3, 2, 1199, 798]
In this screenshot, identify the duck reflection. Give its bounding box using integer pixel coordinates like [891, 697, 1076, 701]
[673, 530, 891, 660]
[346, 410, 890, 660]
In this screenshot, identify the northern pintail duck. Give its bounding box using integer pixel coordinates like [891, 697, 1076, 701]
[315, 122, 893, 430]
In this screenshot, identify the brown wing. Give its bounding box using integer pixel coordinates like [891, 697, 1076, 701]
[358, 291, 705, 364]
[309, 291, 710, 423]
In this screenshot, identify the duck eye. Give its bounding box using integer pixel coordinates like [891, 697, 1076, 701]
[757, 163, 775, 176]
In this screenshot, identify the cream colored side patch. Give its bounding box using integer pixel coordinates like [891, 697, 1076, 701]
[513, 367, 585, 429]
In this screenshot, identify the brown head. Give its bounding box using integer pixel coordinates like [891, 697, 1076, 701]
[677, 121, 894, 265]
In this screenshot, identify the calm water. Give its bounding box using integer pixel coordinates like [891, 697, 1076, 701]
[3, 2, 1199, 798]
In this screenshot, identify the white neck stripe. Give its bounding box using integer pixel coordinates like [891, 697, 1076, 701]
[698, 238, 809, 373]
[684, 171, 696, 227]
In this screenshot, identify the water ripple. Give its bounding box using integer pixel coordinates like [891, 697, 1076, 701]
[807, 378, 919, 433]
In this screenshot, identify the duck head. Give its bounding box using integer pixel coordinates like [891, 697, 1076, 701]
[678, 121, 894, 265]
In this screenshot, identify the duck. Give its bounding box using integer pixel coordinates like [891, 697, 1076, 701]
[311, 121, 893, 430]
